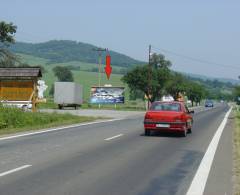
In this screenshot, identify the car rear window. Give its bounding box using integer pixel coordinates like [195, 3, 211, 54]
[150, 103, 181, 112]
[205, 100, 213, 104]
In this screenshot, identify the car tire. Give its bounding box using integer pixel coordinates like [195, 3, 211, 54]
[187, 121, 192, 134]
[145, 129, 151, 136]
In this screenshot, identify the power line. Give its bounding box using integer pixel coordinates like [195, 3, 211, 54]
[151, 45, 240, 70]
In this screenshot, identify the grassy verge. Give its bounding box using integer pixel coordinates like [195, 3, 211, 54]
[234, 108, 240, 194]
[0, 105, 100, 136]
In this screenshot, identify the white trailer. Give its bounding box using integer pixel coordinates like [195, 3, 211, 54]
[54, 82, 83, 109]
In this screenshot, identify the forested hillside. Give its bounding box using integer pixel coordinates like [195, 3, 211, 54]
[186, 76, 234, 100]
[10, 40, 144, 67]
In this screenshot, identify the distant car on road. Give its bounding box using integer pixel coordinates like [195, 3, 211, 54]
[205, 100, 214, 107]
[144, 101, 194, 137]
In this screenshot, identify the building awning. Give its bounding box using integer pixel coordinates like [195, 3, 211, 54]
[0, 67, 42, 78]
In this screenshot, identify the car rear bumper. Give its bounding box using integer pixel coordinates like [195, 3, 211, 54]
[205, 104, 213, 107]
[144, 121, 186, 131]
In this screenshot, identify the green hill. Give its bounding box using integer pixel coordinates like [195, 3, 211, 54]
[10, 40, 145, 67]
[17, 53, 128, 74]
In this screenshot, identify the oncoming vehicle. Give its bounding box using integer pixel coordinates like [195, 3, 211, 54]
[144, 101, 194, 137]
[205, 99, 214, 107]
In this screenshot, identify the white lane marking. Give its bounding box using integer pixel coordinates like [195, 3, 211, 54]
[0, 118, 124, 141]
[0, 165, 32, 177]
[105, 134, 123, 141]
[186, 107, 232, 195]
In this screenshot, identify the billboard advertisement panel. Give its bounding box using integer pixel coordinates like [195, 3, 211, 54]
[90, 86, 124, 104]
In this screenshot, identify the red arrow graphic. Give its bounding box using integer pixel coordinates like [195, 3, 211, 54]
[105, 55, 112, 80]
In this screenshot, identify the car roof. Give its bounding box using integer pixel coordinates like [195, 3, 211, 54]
[152, 101, 184, 105]
[153, 101, 182, 103]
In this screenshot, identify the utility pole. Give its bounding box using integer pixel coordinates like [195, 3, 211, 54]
[92, 48, 107, 87]
[93, 48, 107, 109]
[147, 44, 152, 109]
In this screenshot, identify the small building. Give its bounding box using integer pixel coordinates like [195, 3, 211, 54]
[0, 67, 42, 111]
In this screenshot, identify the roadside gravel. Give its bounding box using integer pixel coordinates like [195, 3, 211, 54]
[40, 109, 145, 119]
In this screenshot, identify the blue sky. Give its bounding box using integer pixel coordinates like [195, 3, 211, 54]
[1, 0, 240, 79]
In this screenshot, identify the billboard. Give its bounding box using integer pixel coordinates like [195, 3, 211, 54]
[90, 86, 124, 104]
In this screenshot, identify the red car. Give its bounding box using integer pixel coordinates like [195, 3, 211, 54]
[144, 101, 194, 137]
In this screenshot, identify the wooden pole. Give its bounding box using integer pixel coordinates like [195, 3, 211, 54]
[32, 79, 37, 112]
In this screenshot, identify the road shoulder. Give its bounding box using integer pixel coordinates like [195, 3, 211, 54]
[203, 111, 234, 195]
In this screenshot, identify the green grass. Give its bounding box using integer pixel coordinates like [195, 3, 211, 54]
[48, 61, 126, 72]
[0, 105, 99, 136]
[234, 109, 240, 194]
[17, 53, 49, 65]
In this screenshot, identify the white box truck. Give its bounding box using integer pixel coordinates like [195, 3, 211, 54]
[54, 82, 83, 109]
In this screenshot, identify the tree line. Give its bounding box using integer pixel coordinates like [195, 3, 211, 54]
[122, 53, 207, 106]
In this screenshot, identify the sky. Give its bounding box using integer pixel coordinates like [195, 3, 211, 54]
[1, 0, 240, 79]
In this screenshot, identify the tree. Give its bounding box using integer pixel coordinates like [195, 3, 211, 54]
[165, 73, 188, 100]
[122, 53, 172, 102]
[0, 21, 17, 45]
[0, 21, 17, 67]
[0, 52, 19, 67]
[52, 66, 74, 82]
[233, 86, 240, 104]
[122, 64, 170, 102]
[186, 82, 206, 106]
[150, 53, 172, 69]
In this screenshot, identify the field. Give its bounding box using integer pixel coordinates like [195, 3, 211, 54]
[18, 53, 130, 101]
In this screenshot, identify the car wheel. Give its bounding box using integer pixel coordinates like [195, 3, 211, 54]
[145, 129, 151, 136]
[187, 121, 192, 134]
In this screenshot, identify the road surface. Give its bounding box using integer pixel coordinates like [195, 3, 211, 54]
[0, 104, 233, 195]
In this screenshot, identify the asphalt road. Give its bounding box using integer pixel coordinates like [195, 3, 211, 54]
[0, 103, 232, 195]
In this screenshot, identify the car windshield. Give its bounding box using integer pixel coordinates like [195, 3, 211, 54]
[150, 102, 181, 112]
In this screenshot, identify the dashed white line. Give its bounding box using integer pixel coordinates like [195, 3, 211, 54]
[104, 134, 123, 141]
[0, 118, 124, 141]
[186, 107, 232, 195]
[0, 165, 32, 177]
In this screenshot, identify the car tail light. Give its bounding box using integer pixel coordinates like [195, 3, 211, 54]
[144, 113, 153, 122]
